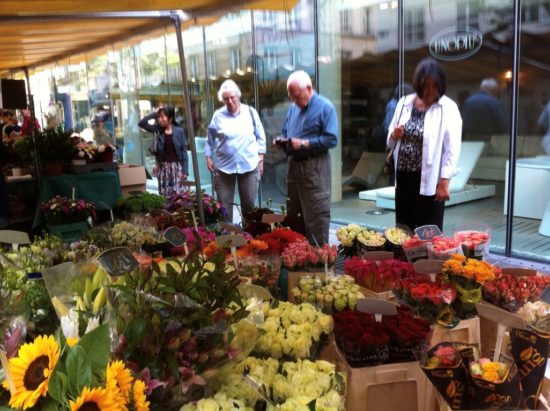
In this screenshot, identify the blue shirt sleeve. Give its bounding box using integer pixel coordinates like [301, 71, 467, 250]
[308, 100, 338, 151]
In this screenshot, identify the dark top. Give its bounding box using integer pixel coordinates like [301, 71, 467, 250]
[462, 91, 507, 137]
[397, 107, 424, 172]
[138, 112, 189, 175]
[163, 132, 178, 162]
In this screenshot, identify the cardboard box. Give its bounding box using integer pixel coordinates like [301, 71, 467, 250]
[118, 165, 147, 197]
[335, 345, 434, 411]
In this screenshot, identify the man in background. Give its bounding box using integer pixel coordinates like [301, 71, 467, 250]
[276, 70, 338, 245]
[21, 106, 41, 136]
[462, 78, 507, 140]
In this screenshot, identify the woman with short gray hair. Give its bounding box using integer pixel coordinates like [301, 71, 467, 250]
[205, 80, 266, 223]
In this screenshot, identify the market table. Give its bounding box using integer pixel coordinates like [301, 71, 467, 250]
[33, 171, 122, 228]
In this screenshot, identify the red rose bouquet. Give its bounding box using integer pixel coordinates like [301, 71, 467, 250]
[383, 306, 431, 361]
[333, 310, 390, 366]
[454, 230, 490, 260]
[257, 227, 305, 255]
[427, 236, 463, 260]
[393, 273, 457, 324]
[281, 239, 337, 271]
[402, 236, 428, 263]
[344, 257, 414, 292]
[483, 271, 550, 313]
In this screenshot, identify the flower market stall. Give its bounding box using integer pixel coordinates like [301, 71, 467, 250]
[2, 203, 550, 411]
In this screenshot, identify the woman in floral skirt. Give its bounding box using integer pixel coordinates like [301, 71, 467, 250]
[139, 106, 189, 197]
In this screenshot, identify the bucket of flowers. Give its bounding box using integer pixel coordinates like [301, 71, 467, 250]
[40, 195, 96, 242]
[165, 191, 227, 226]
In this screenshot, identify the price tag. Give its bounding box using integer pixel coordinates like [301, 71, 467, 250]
[540, 286, 550, 304]
[164, 227, 187, 247]
[261, 213, 285, 231]
[220, 222, 244, 234]
[475, 301, 527, 330]
[356, 298, 398, 322]
[215, 234, 246, 248]
[415, 225, 442, 241]
[238, 284, 273, 301]
[363, 251, 394, 261]
[413, 259, 444, 282]
[97, 247, 139, 277]
[0, 230, 31, 251]
[216, 234, 246, 268]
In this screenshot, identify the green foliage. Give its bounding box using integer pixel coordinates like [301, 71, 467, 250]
[11, 136, 35, 164]
[116, 192, 166, 213]
[36, 126, 75, 163]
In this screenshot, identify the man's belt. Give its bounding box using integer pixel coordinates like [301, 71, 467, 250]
[289, 150, 328, 162]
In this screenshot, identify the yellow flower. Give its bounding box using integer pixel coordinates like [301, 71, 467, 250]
[481, 362, 500, 372]
[4, 335, 59, 409]
[66, 337, 79, 348]
[69, 386, 119, 411]
[106, 360, 134, 404]
[482, 370, 500, 382]
[132, 380, 150, 411]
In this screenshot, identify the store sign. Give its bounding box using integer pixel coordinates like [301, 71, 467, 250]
[429, 27, 483, 61]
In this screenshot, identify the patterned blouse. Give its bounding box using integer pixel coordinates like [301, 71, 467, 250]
[397, 106, 425, 172]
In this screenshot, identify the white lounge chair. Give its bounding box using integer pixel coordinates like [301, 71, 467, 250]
[342, 151, 386, 189]
[358, 141, 495, 209]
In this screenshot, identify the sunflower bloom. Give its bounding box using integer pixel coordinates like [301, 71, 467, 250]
[106, 360, 134, 405]
[69, 386, 119, 411]
[132, 380, 150, 411]
[5, 335, 59, 409]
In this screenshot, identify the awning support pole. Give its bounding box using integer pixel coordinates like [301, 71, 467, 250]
[170, 11, 206, 227]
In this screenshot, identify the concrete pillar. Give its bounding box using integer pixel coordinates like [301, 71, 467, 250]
[317, 0, 342, 203]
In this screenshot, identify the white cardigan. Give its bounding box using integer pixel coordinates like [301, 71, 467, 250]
[387, 94, 462, 196]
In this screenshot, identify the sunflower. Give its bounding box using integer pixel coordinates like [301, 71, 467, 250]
[106, 360, 133, 404]
[69, 386, 119, 411]
[132, 380, 150, 411]
[5, 334, 59, 409]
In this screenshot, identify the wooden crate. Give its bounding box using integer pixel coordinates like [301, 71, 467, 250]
[319, 334, 337, 364]
[335, 346, 435, 411]
[429, 317, 481, 347]
[287, 270, 327, 302]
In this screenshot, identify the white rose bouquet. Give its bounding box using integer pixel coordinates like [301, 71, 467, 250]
[291, 275, 364, 312]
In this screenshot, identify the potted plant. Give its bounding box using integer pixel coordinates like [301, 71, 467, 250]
[36, 127, 75, 175]
[40, 195, 96, 242]
[10, 136, 35, 175]
[96, 143, 117, 163]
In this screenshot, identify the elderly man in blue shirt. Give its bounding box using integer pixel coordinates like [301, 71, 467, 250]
[276, 70, 338, 245]
[206, 79, 267, 223]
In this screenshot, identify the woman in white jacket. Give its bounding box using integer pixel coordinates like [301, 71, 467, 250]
[387, 57, 462, 231]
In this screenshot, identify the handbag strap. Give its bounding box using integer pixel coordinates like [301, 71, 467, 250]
[248, 105, 259, 140]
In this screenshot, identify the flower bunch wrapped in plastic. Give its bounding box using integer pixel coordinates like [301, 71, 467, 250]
[253, 301, 333, 360]
[356, 229, 386, 250]
[393, 273, 457, 324]
[517, 301, 550, 332]
[344, 257, 414, 292]
[256, 227, 305, 255]
[483, 271, 550, 313]
[281, 239, 337, 271]
[427, 236, 462, 260]
[40, 195, 96, 225]
[290, 275, 363, 312]
[444, 254, 499, 318]
[1, 325, 150, 411]
[237, 255, 282, 295]
[64, 240, 100, 262]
